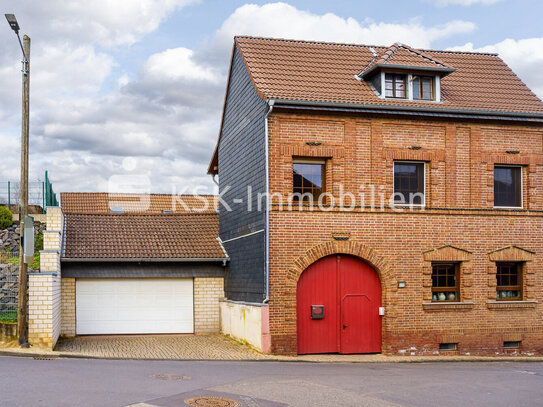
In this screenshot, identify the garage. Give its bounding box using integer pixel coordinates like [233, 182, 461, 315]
[58, 194, 229, 339]
[76, 278, 194, 335]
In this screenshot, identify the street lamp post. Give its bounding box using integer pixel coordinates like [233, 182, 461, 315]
[5, 13, 30, 348]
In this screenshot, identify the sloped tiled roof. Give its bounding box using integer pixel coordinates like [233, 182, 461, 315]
[234, 36, 543, 114]
[360, 43, 453, 77]
[61, 192, 217, 214]
[62, 213, 226, 260]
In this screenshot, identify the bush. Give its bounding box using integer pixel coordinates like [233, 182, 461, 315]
[34, 231, 43, 251]
[0, 206, 13, 229]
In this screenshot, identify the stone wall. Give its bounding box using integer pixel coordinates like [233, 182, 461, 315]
[0, 221, 46, 254]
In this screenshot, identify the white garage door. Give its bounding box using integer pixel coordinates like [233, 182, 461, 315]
[76, 278, 193, 335]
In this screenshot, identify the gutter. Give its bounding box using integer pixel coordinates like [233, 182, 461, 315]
[61, 257, 229, 264]
[263, 99, 275, 304]
[272, 99, 543, 122]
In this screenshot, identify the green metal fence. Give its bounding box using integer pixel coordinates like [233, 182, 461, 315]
[0, 170, 58, 213]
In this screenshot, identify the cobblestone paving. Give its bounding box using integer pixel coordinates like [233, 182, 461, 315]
[55, 334, 271, 360]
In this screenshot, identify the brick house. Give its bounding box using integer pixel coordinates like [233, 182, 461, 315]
[209, 37, 543, 356]
[28, 193, 227, 348]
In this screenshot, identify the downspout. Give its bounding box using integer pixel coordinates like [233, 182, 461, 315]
[263, 98, 275, 304]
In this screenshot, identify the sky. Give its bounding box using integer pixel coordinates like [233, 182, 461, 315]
[0, 0, 542, 196]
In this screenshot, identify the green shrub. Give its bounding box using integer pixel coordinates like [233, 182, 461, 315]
[0, 206, 13, 229]
[30, 252, 40, 270]
[34, 231, 43, 251]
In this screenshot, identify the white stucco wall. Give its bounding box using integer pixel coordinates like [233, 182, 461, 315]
[220, 299, 270, 352]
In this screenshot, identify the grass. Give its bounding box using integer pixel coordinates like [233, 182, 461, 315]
[0, 310, 17, 324]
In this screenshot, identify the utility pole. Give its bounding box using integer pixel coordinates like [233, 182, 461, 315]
[5, 14, 30, 348]
[17, 34, 30, 348]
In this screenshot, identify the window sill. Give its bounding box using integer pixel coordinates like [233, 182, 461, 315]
[422, 302, 474, 312]
[486, 301, 537, 310]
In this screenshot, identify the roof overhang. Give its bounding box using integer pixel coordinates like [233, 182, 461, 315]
[61, 257, 229, 263]
[272, 98, 543, 123]
[361, 64, 456, 79]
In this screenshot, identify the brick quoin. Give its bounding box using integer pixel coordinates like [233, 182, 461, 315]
[267, 111, 543, 356]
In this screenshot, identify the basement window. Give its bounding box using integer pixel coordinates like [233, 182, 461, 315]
[439, 343, 457, 351]
[504, 341, 521, 349]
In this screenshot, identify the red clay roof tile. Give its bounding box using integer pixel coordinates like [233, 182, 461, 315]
[63, 213, 226, 260]
[61, 192, 217, 214]
[234, 36, 543, 115]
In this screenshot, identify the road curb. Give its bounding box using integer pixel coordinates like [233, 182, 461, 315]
[2, 349, 543, 363]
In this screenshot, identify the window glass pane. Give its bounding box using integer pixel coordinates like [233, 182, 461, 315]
[496, 263, 521, 300]
[293, 162, 324, 201]
[431, 264, 459, 301]
[395, 76, 406, 98]
[412, 78, 421, 99]
[422, 78, 433, 100]
[394, 162, 424, 205]
[494, 167, 521, 207]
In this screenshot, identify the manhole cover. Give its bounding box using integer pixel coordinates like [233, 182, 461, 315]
[185, 397, 240, 407]
[150, 374, 191, 381]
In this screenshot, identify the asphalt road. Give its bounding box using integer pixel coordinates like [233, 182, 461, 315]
[1, 357, 542, 407]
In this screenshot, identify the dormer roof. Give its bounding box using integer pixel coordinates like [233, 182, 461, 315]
[359, 42, 456, 78]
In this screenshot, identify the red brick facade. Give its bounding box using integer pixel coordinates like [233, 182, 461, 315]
[267, 111, 543, 356]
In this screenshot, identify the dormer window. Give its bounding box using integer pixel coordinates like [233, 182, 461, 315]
[412, 76, 435, 101]
[384, 74, 406, 99]
[360, 43, 455, 103]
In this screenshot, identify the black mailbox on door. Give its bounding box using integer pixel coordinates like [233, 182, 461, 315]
[311, 305, 325, 320]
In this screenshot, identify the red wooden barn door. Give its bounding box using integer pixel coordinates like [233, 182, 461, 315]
[339, 255, 382, 354]
[297, 255, 381, 355]
[297, 255, 339, 354]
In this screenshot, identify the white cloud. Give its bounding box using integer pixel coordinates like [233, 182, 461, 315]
[424, 0, 502, 6]
[210, 3, 475, 51]
[143, 48, 223, 83]
[9, 0, 200, 47]
[448, 38, 543, 99]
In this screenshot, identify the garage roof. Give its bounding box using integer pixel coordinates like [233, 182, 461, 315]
[61, 192, 217, 214]
[62, 213, 227, 261]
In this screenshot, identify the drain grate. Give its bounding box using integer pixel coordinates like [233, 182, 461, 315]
[150, 373, 191, 381]
[185, 396, 240, 407]
[33, 356, 57, 360]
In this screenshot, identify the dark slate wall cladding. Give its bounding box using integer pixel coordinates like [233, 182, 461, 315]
[218, 46, 267, 302]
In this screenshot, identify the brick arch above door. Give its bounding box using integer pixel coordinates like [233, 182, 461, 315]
[286, 240, 393, 290]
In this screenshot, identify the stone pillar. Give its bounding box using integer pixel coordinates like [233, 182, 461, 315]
[28, 207, 63, 349]
[194, 277, 224, 334]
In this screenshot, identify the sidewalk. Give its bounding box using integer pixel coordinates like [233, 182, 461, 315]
[2, 335, 543, 363]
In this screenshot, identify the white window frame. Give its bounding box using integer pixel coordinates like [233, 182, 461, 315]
[380, 72, 441, 103]
[493, 165, 524, 210]
[393, 161, 426, 208]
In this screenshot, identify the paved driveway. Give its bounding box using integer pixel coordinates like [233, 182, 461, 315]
[55, 334, 270, 360]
